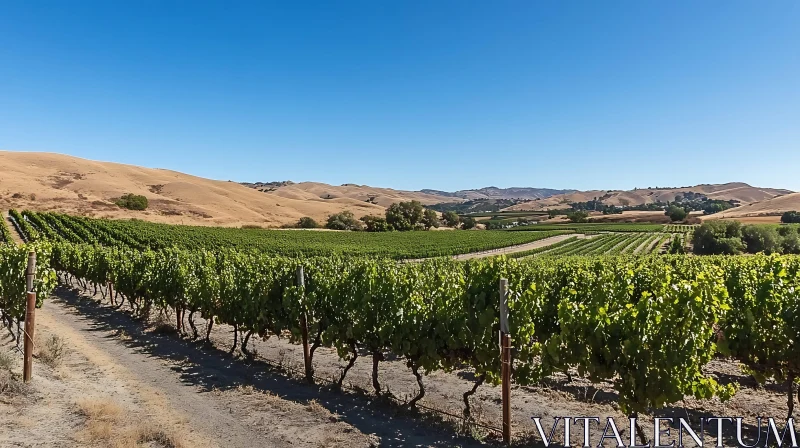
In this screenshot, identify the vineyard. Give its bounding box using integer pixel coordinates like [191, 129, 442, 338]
[506, 223, 670, 233]
[0, 242, 57, 340]
[11, 211, 574, 259]
[39, 242, 800, 419]
[1, 215, 13, 244]
[4, 210, 800, 442]
[663, 224, 697, 233]
[537, 232, 669, 256]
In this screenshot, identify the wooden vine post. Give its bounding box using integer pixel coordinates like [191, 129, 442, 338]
[499, 278, 512, 445]
[297, 266, 313, 383]
[23, 251, 36, 383]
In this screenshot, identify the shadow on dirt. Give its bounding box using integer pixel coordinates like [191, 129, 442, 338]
[52, 285, 487, 448]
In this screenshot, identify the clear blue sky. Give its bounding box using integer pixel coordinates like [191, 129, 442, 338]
[1, 1, 798, 192]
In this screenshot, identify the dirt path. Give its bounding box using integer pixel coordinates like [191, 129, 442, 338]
[28, 286, 482, 447]
[451, 233, 587, 260]
[2, 210, 25, 245]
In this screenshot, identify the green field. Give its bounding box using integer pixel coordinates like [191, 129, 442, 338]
[15, 211, 573, 259]
[505, 222, 667, 233]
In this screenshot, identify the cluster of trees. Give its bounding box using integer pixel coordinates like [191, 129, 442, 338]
[665, 205, 688, 222]
[290, 201, 476, 232]
[427, 198, 521, 214]
[552, 192, 735, 221]
[672, 194, 736, 215]
[692, 221, 800, 255]
[114, 193, 148, 211]
[782, 211, 800, 224]
[566, 210, 589, 223]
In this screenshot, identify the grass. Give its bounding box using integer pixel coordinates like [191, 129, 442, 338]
[75, 398, 186, 448]
[0, 350, 14, 372]
[37, 334, 66, 368]
[506, 223, 666, 233]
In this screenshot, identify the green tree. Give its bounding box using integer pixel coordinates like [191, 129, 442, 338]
[781, 211, 800, 224]
[360, 215, 392, 232]
[385, 201, 424, 231]
[441, 211, 461, 228]
[781, 232, 800, 254]
[297, 217, 319, 229]
[566, 211, 589, 223]
[326, 211, 362, 231]
[692, 221, 744, 255]
[665, 205, 688, 222]
[461, 216, 477, 230]
[421, 209, 440, 230]
[742, 225, 782, 254]
[115, 193, 148, 211]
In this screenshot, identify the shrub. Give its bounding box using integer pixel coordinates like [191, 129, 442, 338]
[115, 194, 148, 211]
[297, 217, 319, 229]
[360, 215, 392, 232]
[37, 335, 66, 368]
[326, 211, 362, 231]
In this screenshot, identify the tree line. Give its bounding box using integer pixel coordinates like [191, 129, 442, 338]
[692, 220, 800, 255]
[288, 201, 478, 232]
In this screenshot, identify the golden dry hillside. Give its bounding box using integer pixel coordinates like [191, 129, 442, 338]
[701, 192, 800, 222]
[506, 182, 792, 211]
[262, 182, 454, 208]
[0, 151, 454, 227]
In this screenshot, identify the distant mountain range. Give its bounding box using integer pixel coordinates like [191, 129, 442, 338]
[419, 187, 576, 200]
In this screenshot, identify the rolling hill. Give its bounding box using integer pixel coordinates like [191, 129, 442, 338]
[0, 151, 456, 227]
[245, 181, 456, 208]
[702, 192, 800, 221]
[505, 183, 793, 211]
[1, 150, 795, 227]
[419, 186, 575, 200]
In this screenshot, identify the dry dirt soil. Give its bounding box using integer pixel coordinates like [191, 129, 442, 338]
[2, 278, 793, 447]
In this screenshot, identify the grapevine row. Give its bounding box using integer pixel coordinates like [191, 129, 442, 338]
[20, 211, 574, 259]
[0, 243, 58, 341]
[51, 241, 800, 416]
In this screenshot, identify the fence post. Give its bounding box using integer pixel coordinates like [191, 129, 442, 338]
[23, 251, 36, 383]
[499, 278, 511, 445]
[297, 266, 313, 383]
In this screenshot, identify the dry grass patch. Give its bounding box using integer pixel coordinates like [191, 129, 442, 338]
[124, 424, 186, 448]
[37, 334, 66, 368]
[149, 312, 176, 335]
[306, 399, 339, 422]
[0, 370, 29, 399]
[0, 350, 14, 372]
[75, 398, 186, 448]
[75, 398, 124, 442]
